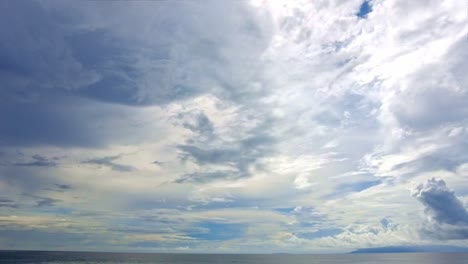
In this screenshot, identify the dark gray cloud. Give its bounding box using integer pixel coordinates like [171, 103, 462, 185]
[0, 149, 72, 198]
[176, 134, 274, 181]
[24, 195, 61, 208]
[0, 0, 272, 106]
[13, 155, 57, 167]
[420, 224, 468, 240]
[55, 184, 72, 190]
[0, 198, 18, 208]
[0, 0, 272, 148]
[175, 170, 244, 184]
[69, 1, 272, 106]
[36, 197, 60, 208]
[178, 145, 240, 165]
[411, 178, 468, 239]
[152, 160, 163, 166]
[82, 155, 135, 172]
[45, 184, 73, 193]
[0, 1, 136, 147]
[179, 111, 215, 140]
[176, 114, 276, 183]
[0, 95, 130, 147]
[0, 1, 100, 95]
[412, 178, 468, 225]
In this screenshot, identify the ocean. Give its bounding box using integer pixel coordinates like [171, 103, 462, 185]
[1, 251, 468, 264]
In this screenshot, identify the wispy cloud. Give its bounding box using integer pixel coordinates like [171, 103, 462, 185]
[13, 155, 57, 167]
[82, 155, 135, 172]
[0, 198, 18, 208]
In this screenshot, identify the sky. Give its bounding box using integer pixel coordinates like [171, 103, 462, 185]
[0, 0, 467, 253]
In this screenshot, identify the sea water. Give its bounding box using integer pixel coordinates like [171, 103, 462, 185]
[1, 251, 467, 264]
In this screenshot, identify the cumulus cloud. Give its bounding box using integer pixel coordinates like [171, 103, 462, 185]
[411, 178, 468, 239]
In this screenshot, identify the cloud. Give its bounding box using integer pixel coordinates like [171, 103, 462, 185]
[24, 195, 61, 208]
[0, 0, 467, 253]
[176, 134, 274, 183]
[380, 218, 398, 232]
[175, 114, 275, 183]
[178, 111, 215, 141]
[45, 184, 73, 193]
[0, 1, 100, 94]
[411, 178, 468, 239]
[175, 170, 242, 184]
[13, 155, 57, 167]
[0, 0, 272, 148]
[296, 228, 344, 240]
[73, 0, 271, 106]
[152, 160, 164, 166]
[0, 198, 18, 208]
[55, 184, 72, 190]
[411, 178, 468, 226]
[187, 222, 247, 241]
[0, 95, 148, 147]
[386, 62, 468, 132]
[82, 155, 135, 172]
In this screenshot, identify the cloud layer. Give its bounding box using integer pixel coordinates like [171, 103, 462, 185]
[0, 0, 467, 253]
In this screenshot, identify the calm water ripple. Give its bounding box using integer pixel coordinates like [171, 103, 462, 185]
[1, 251, 467, 264]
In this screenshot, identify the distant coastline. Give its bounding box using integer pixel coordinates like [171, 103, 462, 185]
[350, 245, 468, 254]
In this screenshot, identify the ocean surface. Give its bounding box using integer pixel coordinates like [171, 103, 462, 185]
[1, 251, 468, 264]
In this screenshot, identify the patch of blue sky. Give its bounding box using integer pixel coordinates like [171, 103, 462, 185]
[187, 222, 246, 241]
[103, 217, 156, 233]
[40, 207, 74, 215]
[53, 207, 73, 215]
[274, 207, 297, 214]
[296, 228, 344, 240]
[339, 180, 382, 192]
[357, 1, 373, 19]
[297, 222, 321, 228]
[323, 179, 382, 199]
